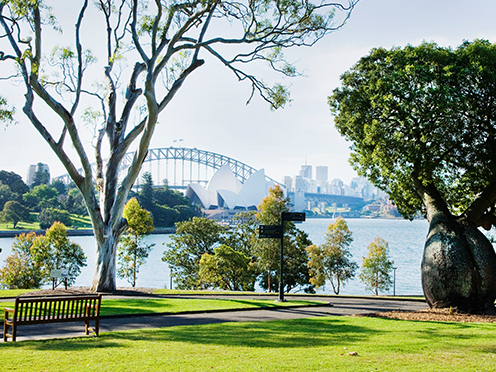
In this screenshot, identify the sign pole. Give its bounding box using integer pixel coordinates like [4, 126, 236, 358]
[279, 224, 285, 302]
[259, 212, 305, 303]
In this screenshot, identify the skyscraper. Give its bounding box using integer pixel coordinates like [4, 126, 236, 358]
[299, 165, 312, 179]
[316, 166, 328, 183]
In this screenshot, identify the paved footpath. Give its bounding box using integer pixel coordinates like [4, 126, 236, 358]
[1, 294, 427, 342]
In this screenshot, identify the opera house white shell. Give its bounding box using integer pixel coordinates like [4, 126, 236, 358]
[185, 165, 274, 210]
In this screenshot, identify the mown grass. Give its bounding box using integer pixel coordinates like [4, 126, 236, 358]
[152, 289, 425, 301]
[100, 298, 325, 316]
[1, 315, 495, 371]
[0, 213, 92, 231]
[0, 289, 36, 298]
[0, 297, 325, 321]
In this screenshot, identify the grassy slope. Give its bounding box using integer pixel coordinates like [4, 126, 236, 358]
[0, 214, 92, 231]
[0, 316, 494, 371]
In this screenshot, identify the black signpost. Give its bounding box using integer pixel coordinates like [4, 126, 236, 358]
[258, 211, 306, 302]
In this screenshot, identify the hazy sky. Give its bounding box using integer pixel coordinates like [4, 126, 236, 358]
[1, 0, 496, 185]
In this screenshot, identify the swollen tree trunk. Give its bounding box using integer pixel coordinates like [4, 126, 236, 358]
[418, 181, 496, 313]
[422, 213, 496, 313]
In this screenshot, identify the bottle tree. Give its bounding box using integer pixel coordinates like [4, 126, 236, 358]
[329, 40, 496, 312]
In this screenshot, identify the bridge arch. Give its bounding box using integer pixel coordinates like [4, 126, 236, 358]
[55, 147, 279, 189]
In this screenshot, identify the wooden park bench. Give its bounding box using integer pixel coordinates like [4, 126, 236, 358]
[3, 294, 101, 342]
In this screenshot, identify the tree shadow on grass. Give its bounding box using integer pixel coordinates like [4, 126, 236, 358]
[99, 298, 325, 316]
[20, 317, 381, 351]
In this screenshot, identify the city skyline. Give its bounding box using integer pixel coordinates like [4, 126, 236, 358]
[1, 1, 496, 185]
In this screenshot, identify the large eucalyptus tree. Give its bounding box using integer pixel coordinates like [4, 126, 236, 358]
[0, 0, 358, 291]
[329, 40, 496, 313]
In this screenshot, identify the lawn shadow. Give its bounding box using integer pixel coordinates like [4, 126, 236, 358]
[9, 317, 381, 351]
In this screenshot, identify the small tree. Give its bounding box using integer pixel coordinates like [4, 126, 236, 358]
[38, 208, 73, 229]
[163, 217, 228, 289]
[306, 217, 357, 294]
[31, 222, 87, 286]
[198, 244, 256, 291]
[254, 185, 312, 293]
[359, 237, 394, 295]
[117, 198, 155, 287]
[0, 232, 43, 289]
[253, 185, 289, 292]
[0, 200, 31, 228]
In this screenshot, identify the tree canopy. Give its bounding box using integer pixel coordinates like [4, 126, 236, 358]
[0, 0, 358, 291]
[329, 40, 496, 227]
[329, 39, 496, 312]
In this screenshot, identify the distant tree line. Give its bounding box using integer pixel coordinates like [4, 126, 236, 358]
[0, 168, 200, 229]
[130, 172, 201, 227]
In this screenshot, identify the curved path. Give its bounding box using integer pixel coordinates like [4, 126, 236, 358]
[1, 294, 427, 342]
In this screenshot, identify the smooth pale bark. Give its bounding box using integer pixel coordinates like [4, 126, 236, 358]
[91, 235, 119, 292]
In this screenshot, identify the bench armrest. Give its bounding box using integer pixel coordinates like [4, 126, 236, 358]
[4, 307, 14, 321]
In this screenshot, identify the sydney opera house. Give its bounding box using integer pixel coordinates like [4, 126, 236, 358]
[185, 165, 275, 211]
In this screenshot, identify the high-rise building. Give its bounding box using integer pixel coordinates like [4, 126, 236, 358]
[282, 176, 293, 192]
[316, 166, 328, 183]
[26, 163, 50, 186]
[292, 175, 306, 193]
[299, 165, 312, 179]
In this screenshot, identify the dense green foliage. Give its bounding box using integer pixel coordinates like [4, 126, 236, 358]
[306, 217, 358, 294]
[163, 217, 229, 289]
[117, 198, 155, 287]
[0, 169, 200, 230]
[164, 186, 313, 293]
[133, 172, 201, 227]
[328, 40, 496, 226]
[0, 222, 86, 288]
[38, 207, 73, 229]
[0, 200, 31, 228]
[198, 244, 257, 291]
[0, 232, 43, 289]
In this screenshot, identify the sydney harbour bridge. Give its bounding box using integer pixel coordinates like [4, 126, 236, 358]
[55, 147, 279, 189]
[55, 146, 364, 207]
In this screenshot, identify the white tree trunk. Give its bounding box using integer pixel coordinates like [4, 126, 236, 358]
[91, 234, 119, 292]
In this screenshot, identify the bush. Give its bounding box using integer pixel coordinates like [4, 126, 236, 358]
[38, 208, 72, 229]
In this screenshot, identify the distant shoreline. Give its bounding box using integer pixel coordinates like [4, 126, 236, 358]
[0, 227, 176, 238]
[0, 216, 426, 238]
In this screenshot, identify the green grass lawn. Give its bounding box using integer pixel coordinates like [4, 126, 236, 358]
[100, 298, 325, 316]
[0, 289, 36, 298]
[0, 297, 326, 321]
[0, 213, 92, 231]
[1, 315, 495, 371]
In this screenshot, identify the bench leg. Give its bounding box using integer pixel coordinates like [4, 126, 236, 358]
[3, 321, 8, 342]
[3, 321, 15, 342]
[85, 319, 100, 336]
[94, 318, 99, 337]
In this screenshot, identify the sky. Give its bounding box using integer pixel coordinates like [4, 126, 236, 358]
[1, 0, 496, 185]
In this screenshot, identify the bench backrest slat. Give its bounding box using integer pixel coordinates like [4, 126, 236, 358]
[13, 295, 101, 322]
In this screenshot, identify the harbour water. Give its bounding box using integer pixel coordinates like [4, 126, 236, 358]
[0, 218, 429, 295]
